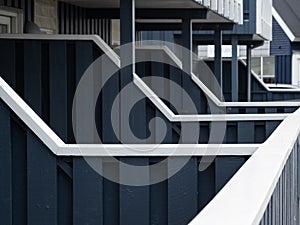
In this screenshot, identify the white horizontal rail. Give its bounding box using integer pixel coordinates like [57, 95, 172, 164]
[0, 76, 259, 156]
[59, 144, 259, 156]
[189, 107, 300, 225]
[134, 74, 289, 121]
[2, 34, 300, 108]
[239, 59, 300, 93]
[194, 0, 243, 23]
[0, 76, 65, 151]
[136, 44, 300, 107]
[0, 34, 121, 67]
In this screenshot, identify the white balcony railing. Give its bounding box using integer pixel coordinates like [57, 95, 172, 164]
[189, 107, 300, 225]
[194, 0, 243, 24]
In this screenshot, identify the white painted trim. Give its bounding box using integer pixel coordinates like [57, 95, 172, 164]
[272, 7, 298, 42]
[134, 73, 289, 121]
[189, 107, 300, 225]
[137, 45, 300, 107]
[58, 144, 259, 156]
[292, 52, 300, 87]
[0, 15, 11, 33]
[0, 77, 64, 152]
[1, 34, 300, 109]
[0, 7, 23, 33]
[0, 34, 121, 66]
[0, 76, 259, 156]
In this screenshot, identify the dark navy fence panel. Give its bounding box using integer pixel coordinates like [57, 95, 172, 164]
[58, 1, 111, 43]
[275, 55, 292, 84]
[73, 157, 103, 225]
[0, 101, 13, 225]
[0, 38, 295, 225]
[168, 158, 198, 225]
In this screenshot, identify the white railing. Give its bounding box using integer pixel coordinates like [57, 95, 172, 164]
[195, 0, 243, 24]
[0, 76, 259, 156]
[136, 44, 300, 107]
[2, 33, 300, 111]
[134, 74, 289, 121]
[189, 107, 300, 225]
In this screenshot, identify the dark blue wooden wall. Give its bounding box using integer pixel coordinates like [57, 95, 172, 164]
[58, 1, 111, 43]
[0, 38, 288, 225]
[270, 18, 292, 84]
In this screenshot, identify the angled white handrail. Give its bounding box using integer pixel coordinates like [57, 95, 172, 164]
[0, 77, 259, 156]
[239, 59, 300, 93]
[135, 44, 300, 107]
[0, 34, 293, 122]
[134, 74, 289, 121]
[0, 76, 65, 151]
[189, 107, 300, 225]
[2, 34, 300, 108]
[0, 34, 121, 67]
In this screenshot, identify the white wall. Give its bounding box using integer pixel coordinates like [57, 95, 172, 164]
[292, 51, 300, 87]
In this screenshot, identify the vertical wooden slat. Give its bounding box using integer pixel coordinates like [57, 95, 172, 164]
[198, 160, 215, 211]
[120, 158, 150, 225]
[265, 108, 279, 138]
[24, 41, 57, 225]
[65, 3, 70, 34]
[168, 157, 198, 225]
[58, 2, 64, 34]
[49, 41, 68, 142]
[11, 118, 27, 224]
[74, 41, 94, 143]
[255, 122, 266, 143]
[238, 121, 254, 143]
[0, 40, 16, 87]
[79, 8, 83, 35]
[119, 44, 149, 222]
[150, 161, 167, 225]
[151, 51, 166, 143]
[15, 42, 25, 97]
[74, 6, 78, 34]
[215, 157, 245, 192]
[58, 164, 72, 225]
[25, 0, 32, 22]
[24, 41, 42, 113]
[70, 4, 74, 34]
[237, 108, 256, 143]
[73, 41, 103, 224]
[226, 122, 237, 143]
[73, 157, 103, 225]
[49, 41, 72, 225]
[103, 163, 119, 225]
[0, 101, 12, 225]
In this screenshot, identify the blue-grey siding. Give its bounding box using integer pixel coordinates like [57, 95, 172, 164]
[58, 1, 111, 43]
[270, 18, 292, 56]
[0, 38, 297, 225]
[271, 18, 292, 84]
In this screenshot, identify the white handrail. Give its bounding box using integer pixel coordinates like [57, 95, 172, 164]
[189, 107, 300, 225]
[0, 77, 259, 156]
[135, 44, 300, 107]
[0, 34, 121, 67]
[134, 74, 289, 121]
[1, 34, 300, 108]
